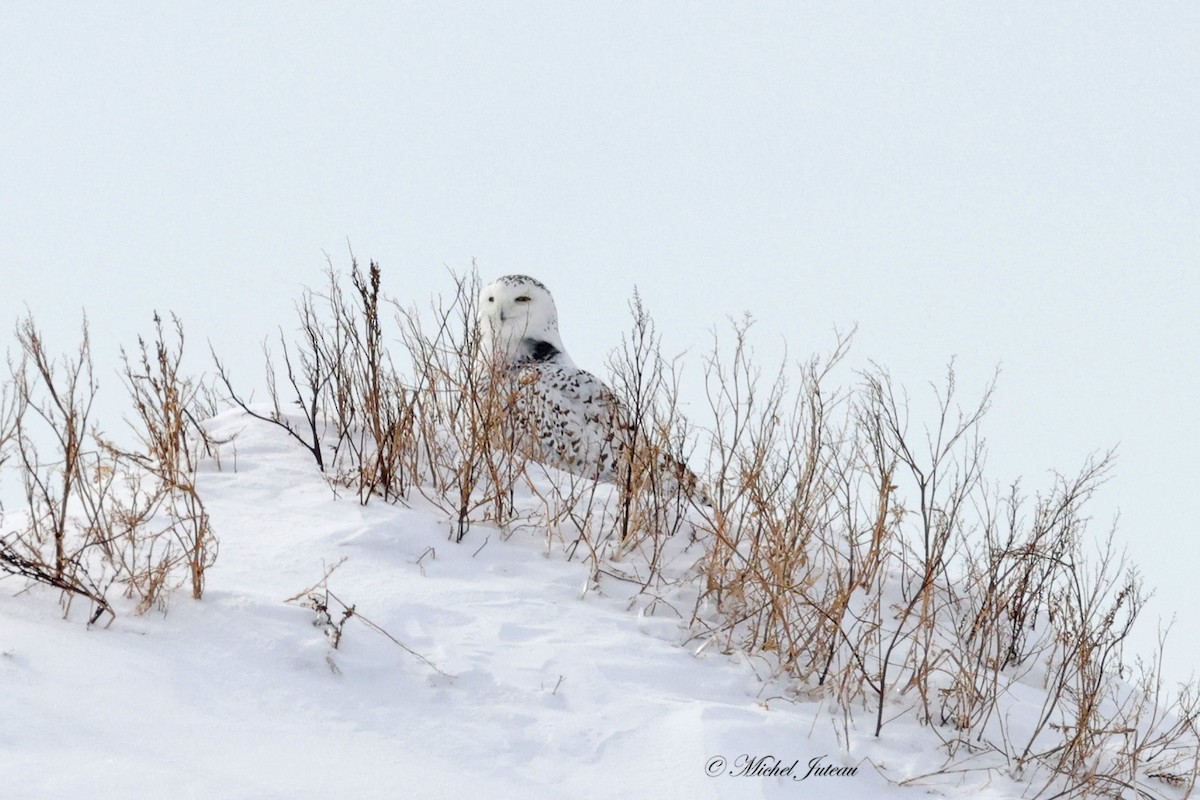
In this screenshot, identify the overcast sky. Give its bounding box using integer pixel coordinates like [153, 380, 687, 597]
[3, 3, 1198, 685]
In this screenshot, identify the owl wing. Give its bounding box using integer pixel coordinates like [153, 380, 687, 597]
[513, 363, 624, 481]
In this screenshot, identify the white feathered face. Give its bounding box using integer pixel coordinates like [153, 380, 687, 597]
[477, 275, 569, 367]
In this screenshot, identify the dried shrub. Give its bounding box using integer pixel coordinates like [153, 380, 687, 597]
[201, 259, 1200, 797]
[0, 314, 221, 620]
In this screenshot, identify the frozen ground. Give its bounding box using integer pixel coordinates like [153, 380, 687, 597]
[1, 411, 1067, 799]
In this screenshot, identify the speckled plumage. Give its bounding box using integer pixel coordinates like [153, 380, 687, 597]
[477, 276, 706, 504]
[478, 274, 623, 481]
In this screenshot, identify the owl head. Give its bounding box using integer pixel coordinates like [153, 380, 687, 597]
[477, 275, 575, 368]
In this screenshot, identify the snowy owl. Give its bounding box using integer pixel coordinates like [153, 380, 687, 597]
[477, 274, 702, 499]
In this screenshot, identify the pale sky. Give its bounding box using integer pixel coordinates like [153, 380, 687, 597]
[3, 4, 1198, 685]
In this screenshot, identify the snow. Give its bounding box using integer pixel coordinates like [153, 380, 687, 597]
[0, 410, 1130, 799]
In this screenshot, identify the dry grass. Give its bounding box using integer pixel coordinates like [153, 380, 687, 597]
[206, 262, 1200, 796]
[0, 313, 223, 622]
[3, 261, 1196, 798]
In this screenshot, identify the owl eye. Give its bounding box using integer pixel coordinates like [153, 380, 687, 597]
[487, 296, 494, 302]
[515, 295, 531, 302]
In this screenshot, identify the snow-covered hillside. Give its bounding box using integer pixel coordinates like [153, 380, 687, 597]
[3, 266, 1198, 800]
[1, 408, 1054, 800]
